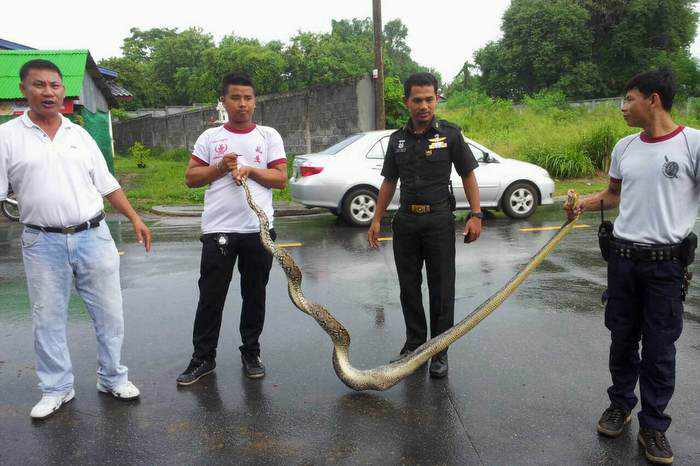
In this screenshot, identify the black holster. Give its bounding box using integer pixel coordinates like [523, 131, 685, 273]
[598, 220, 614, 262]
[448, 181, 456, 211]
[680, 232, 697, 267]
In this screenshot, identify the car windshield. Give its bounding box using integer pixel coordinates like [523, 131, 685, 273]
[319, 134, 364, 155]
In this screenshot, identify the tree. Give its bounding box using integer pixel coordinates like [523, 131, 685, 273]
[99, 19, 434, 108]
[475, 0, 594, 99]
[150, 28, 215, 105]
[581, 0, 698, 95]
[473, 0, 699, 99]
[444, 61, 482, 97]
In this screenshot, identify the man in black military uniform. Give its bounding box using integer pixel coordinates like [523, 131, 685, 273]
[368, 72, 482, 378]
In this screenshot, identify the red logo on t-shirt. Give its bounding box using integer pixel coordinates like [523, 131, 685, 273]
[215, 143, 228, 155]
[255, 154, 261, 163]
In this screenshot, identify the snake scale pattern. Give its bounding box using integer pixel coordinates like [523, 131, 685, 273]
[242, 179, 581, 391]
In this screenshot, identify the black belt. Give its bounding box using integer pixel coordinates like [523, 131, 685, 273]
[399, 200, 450, 214]
[611, 238, 682, 262]
[25, 212, 105, 234]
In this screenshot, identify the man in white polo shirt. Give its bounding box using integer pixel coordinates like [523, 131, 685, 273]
[177, 73, 286, 385]
[566, 70, 699, 464]
[0, 59, 152, 419]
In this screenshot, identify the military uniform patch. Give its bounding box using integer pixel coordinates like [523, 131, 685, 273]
[427, 134, 447, 150]
[396, 139, 407, 153]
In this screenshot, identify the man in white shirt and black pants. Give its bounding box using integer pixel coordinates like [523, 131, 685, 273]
[0, 59, 152, 419]
[566, 70, 699, 464]
[177, 73, 286, 385]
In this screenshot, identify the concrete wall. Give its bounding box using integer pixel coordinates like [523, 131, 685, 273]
[113, 75, 376, 155]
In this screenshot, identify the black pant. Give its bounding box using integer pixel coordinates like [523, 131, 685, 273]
[392, 211, 455, 354]
[605, 254, 684, 432]
[191, 230, 275, 362]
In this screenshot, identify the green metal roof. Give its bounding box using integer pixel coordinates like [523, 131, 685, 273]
[0, 50, 88, 99]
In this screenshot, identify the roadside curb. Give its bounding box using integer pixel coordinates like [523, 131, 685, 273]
[150, 203, 328, 218]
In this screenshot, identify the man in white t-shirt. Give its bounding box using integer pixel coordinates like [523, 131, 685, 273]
[566, 70, 699, 464]
[0, 59, 152, 420]
[177, 73, 286, 385]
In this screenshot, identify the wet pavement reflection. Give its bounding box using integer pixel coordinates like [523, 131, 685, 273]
[1, 207, 698, 464]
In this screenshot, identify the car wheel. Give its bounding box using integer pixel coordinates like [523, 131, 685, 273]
[502, 181, 538, 219]
[1, 193, 20, 222]
[342, 188, 377, 227]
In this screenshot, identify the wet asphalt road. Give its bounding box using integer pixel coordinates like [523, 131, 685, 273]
[1, 207, 698, 465]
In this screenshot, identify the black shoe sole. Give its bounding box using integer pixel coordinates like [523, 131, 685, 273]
[596, 413, 632, 438]
[638, 433, 674, 464]
[176, 368, 215, 386]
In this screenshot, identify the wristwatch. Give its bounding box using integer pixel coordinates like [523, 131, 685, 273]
[467, 211, 483, 220]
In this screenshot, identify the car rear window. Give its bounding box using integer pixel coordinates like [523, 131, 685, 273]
[319, 134, 364, 155]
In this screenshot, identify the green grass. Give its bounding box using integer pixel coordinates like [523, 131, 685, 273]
[439, 90, 700, 178]
[114, 155, 293, 212]
[553, 175, 608, 197]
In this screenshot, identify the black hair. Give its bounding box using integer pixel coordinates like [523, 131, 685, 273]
[219, 73, 255, 97]
[403, 72, 438, 98]
[624, 69, 676, 111]
[19, 59, 63, 81]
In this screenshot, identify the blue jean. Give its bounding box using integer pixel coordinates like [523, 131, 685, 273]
[21, 222, 128, 395]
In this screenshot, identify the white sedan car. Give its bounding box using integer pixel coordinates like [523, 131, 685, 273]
[290, 130, 555, 226]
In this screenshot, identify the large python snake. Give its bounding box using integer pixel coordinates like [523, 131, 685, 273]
[242, 179, 581, 391]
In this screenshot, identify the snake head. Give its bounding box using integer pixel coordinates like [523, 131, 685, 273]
[564, 189, 579, 211]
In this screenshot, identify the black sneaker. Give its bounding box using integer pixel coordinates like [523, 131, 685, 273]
[176, 359, 215, 386]
[241, 353, 265, 379]
[390, 348, 411, 363]
[390, 343, 422, 363]
[429, 353, 448, 378]
[596, 404, 632, 437]
[638, 427, 674, 464]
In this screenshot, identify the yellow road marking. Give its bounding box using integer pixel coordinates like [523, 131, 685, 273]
[520, 224, 590, 232]
[378, 237, 393, 241]
[278, 242, 303, 248]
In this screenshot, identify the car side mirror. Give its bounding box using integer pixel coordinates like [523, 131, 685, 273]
[482, 153, 492, 163]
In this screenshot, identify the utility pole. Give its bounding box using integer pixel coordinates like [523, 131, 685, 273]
[372, 0, 386, 130]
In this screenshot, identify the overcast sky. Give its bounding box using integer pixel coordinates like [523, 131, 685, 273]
[2, 0, 699, 83]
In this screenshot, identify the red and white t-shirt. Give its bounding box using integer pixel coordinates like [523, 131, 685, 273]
[191, 124, 286, 234]
[609, 125, 700, 244]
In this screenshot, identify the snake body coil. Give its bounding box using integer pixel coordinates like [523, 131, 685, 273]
[242, 179, 580, 391]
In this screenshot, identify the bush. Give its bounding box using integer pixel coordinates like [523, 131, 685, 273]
[522, 143, 595, 178]
[129, 141, 150, 168]
[110, 108, 130, 121]
[385, 75, 408, 128]
[523, 89, 567, 112]
[577, 124, 621, 171]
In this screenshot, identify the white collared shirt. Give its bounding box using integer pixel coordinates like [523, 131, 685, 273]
[0, 111, 120, 227]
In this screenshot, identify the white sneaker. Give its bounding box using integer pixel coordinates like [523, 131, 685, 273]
[96, 380, 140, 400]
[30, 389, 75, 419]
